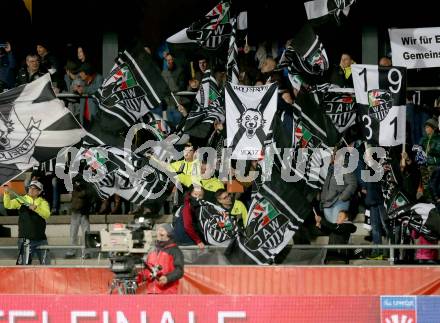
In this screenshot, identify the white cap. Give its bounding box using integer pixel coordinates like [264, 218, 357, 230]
[29, 180, 43, 191]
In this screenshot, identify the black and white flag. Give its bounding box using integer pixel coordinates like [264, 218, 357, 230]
[278, 23, 329, 76]
[73, 145, 171, 206]
[304, 0, 355, 25]
[167, 0, 232, 50]
[322, 88, 356, 133]
[93, 49, 170, 128]
[232, 169, 312, 264]
[178, 69, 224, 139]
[195, 69, 222, 109]
[198, 200, 239, 247]
[291, 88, 338, 190]
[352, 64, 407, 146]
[0, 74, 85, 185]
[226, 17, 239, 84]
[225, 82, 278, 160]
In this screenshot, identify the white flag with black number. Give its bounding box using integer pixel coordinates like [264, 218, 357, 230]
[0, 74, 85, 185]
[225, 82, 278, 160]
[352, 64, 407, 146]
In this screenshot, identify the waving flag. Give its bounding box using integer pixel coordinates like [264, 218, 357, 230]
[225, 82, 278, 160]
[0, 74, 84, 185]
[352, 64, 407, 146]
[93, 48, 170, 129]
[73, 145, 171, 206]
[167, 0, 232, 50]
[227, 17, 239, 84]
[197, 200, 239, 247]
[304, 0, 356, 25]
[228, 168, 312, 264]
[291, 88, 338, 190]
[195, 69, 222, 109]
[322, 88, 356, 133]
[278, 23, 329, 76]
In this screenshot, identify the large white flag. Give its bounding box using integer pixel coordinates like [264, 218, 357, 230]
[225, 82, 278, 160]
[0, 74, 85, 184]
[352, 64, 407, 146]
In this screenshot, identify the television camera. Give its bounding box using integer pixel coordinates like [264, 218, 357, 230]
[91, 217, 156, 294]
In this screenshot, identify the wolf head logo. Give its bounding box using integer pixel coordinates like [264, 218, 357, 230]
[237, 109, 266, 139]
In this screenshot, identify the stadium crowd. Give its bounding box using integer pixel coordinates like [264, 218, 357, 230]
[1, 31, 440, 265]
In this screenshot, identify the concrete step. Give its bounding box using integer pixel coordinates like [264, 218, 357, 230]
[0, 213, 174, 238]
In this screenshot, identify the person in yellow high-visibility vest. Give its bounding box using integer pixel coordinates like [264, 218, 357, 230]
[215, 189, 248, 228]
[3, 180, 51, 265]
[169, 143, 200, 204]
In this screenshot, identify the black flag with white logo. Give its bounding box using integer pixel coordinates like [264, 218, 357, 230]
[197, 200, 239, 247]
[352, 64, 407, 146]
[229, 168, 312, 264]
[322, 88, 356, 133]
[167, 0, 232, 50]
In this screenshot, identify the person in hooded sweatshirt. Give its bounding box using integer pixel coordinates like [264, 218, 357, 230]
[137, 223, 184, 294]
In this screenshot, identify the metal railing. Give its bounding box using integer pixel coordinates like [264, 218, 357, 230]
[1, 244, 440, 266]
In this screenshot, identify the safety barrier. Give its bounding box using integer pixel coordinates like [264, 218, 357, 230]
[1, 244, 440, 265]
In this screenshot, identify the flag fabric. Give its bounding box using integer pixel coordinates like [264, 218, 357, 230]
[321, 87, 356, 133]
[304, 0, 356, 25]
[197, 199, 239, 247]
[73, 145, 171, 206]
[381, 160, 410, 214]
[352, 64, 407, 146]
[180, 72, 225, 139]
[166, 0, 232, 50]
[287, 68, 304, 92]
[225, 82, 278, 160]
[230, 168, 312, 264]
[180, 106, 225, 139]
[93, 49, 170, 129]
[291, 88, 338, 189]
[278, 23, 329, 76]
[0, 74, 85, 185]
[195, 69, 222, 109]
[226, 17, 239, 84]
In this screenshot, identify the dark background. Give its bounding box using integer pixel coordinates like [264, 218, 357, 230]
[2, 0, 440, 85]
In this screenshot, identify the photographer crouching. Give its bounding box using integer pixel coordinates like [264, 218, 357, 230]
[137, 224, 184, 294]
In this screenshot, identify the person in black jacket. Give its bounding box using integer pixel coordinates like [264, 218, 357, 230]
[315, 210, 357, 263]
[315, 210, 356, 245]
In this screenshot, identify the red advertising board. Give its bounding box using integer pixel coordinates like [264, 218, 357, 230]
[0, 295, 379, 323]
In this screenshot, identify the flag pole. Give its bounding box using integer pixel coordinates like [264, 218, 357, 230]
[171, 92, 179, 106]
[190, 62, 196, 79]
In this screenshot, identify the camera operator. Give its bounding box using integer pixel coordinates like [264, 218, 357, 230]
[137, 223, 184, 294]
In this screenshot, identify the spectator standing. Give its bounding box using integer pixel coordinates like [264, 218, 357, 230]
[65, 181, 91, 258]
[419, 118, 440, 202]
[36, 41, 62, 90]
[161, 53, 186, 126]
[320, 152, 357, 223]
[74, 63, 103, 130]
[3, 181, 51, 265]
[0, 42, 16, 91]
